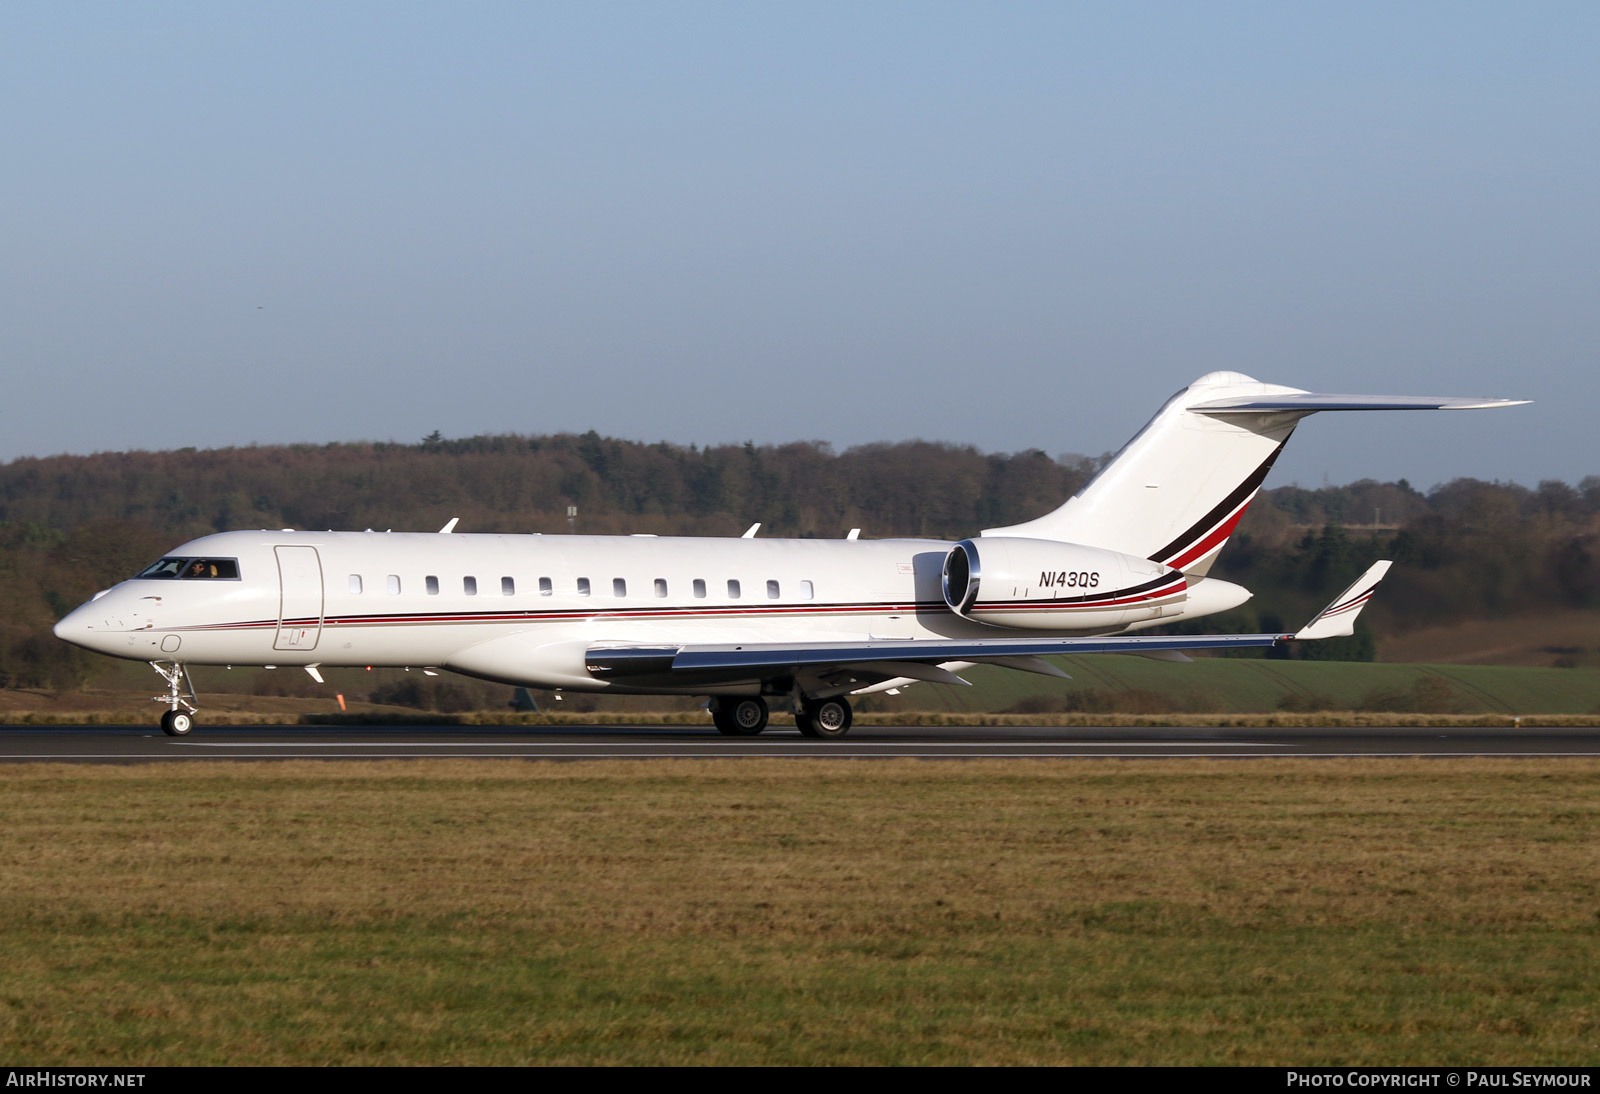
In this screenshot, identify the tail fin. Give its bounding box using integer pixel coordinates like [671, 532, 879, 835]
[982, 371, 1526, 576]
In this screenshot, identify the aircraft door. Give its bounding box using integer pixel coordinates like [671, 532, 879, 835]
[273, 545, 324, 651]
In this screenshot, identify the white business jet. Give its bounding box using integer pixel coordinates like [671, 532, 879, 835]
[53, 372, 1524, 738]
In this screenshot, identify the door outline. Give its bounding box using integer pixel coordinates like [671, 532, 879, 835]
[274, 545, 324, 651]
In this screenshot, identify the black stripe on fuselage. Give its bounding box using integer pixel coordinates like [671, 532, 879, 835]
[972, 570, 1183, 610]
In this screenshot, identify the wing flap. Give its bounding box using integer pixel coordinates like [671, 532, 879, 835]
[836, 661, 972, 686]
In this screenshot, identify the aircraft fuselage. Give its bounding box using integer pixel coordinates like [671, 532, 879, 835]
[54, 528, 1225, 693]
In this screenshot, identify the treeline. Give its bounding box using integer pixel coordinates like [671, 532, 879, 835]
[1, 431, 1596, 688]
[1214, 475, 1600, 640]
[0, 432, 1096, 542]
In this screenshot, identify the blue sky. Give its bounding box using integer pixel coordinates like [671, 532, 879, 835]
[3, 3, 1594, 491]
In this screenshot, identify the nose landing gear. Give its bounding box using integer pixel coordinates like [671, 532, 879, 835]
[150, 660, 199, 736]
[159, 709, 194, 736]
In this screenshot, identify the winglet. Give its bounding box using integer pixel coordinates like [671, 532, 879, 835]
[1294, 561, 1392, 640]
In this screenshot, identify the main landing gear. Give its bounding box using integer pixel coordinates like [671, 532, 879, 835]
[794, 696, 852, 739]
[707, 694, 855, 739]
[710, 696, 769, 736]
[151, 660, 198, 737]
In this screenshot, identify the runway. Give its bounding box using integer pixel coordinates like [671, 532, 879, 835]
[2, 723, 1599, 761]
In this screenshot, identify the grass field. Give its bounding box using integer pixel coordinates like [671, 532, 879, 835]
[1, 759, 1596, 1065]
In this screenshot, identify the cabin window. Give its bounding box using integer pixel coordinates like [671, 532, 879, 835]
[463, 576, 478, 596]
[766, 580, 780, 599]
[387, 575, 401, 595]
[577, 577, 591, 597]
[693, 579, 706, 598]
[613, 578, 627, 598]
[349, 575, 363, 595]
[727, 579, 741, 599]
[502, 577, 515, 596]
[426, 576, 439, 595]
[539, 577, 552, 596]
[799, 580, 814, 600]
[654, 578, 667, 598]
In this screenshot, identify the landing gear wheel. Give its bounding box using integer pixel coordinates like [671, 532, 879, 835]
[160, 710, 195, 737]
[712, 697, 768, 736]
[798, 697, 852, 739]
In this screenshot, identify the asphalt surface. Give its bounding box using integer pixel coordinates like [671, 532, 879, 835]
[2, 723, 1599, 761]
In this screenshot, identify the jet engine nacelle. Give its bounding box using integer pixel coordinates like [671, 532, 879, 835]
[942, 537, 1189, 631]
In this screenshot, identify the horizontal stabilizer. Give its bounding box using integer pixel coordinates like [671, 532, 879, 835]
[1193, 394, 1528, 414]
[1293, 561, 1392, 641]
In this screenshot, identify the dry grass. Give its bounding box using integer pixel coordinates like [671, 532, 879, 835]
[0, 759, 1597, 1065]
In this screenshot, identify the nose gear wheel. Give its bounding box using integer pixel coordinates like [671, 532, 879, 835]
[150, 660, 200, 736]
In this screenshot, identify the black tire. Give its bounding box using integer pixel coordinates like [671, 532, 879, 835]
[802, 697, 852, 739]
[160, 710, 194, 737]
[712, 697, 768, 736]
[794, 712, 821, 738]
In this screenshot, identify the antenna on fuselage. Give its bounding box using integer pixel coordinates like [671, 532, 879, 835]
[741, 523, 760, 538]
[846, 528, 860, 540]
[439, 517, 460, 534]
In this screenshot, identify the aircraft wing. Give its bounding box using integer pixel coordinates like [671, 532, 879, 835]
[585, 630, 1287, 679]
[585, 561, 1393, 684]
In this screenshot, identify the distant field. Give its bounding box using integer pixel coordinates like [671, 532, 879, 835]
[1379, 610, 1600, 668]
[0, 759, 1594, 1066]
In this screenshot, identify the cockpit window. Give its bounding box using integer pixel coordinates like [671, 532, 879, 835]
[136, 557, 240, 580]
[137, 558, 187, 579]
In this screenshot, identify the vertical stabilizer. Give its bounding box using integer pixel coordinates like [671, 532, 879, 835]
[983, 372, 1526, 575]
[983, 372, 1308, 575]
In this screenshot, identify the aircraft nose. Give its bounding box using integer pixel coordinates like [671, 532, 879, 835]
[53, 597, 116, 654]
[53, 603, 90, 647]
